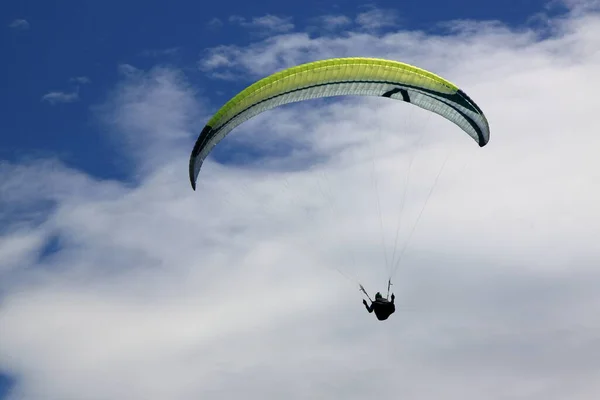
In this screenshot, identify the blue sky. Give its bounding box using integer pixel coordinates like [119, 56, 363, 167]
[2, 1, 600, 399]
[2, 0, 555, 182]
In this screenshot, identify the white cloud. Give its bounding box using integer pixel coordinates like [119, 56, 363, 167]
[199, 50, 234, 70]
[41, 90, 79, 105]
[320, 14, 352, 29]
[562, 0, 600, 13]
[140, 47, 180, 57]
[2, 2, 600, 399]
[70, 76, 91, 84]
[41, 78, 91, 105]
[229, 14, 295, 34]
[8, 19, 29, 30]
[207, 17, 223, 29]
[355, 8, 398, 30]
[0, 229, 48, 274]
[93, 64, 204, 177]
[250, 14, 294, 32]
[306, 15, 352, 34]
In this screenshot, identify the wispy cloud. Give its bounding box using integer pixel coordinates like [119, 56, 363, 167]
[8, 19, 29, 30]
[140, 47, 180, 57]
[313, 14, 352, 30]
[207, 17, 223, 29]
[93, 64, 202, 175]
[70, 76, 91, 85]
[355, 8, 398, 30]
[42, 77, 90, 105]
[41, 90, 79, 105]
[199, 48, 235, 71]
[229, 14, 294, 34]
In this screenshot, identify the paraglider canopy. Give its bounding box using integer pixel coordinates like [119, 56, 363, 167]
[189, 57, 490, 190]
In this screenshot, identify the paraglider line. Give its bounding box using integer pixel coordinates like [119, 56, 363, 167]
[359, 284, 373, 302]
[391, 151, 451, 278]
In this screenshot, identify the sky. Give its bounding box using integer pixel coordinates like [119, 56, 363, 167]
[1, 0, 600, 399]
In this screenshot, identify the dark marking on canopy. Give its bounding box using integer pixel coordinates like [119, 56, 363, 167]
[382, 87, 410, 102]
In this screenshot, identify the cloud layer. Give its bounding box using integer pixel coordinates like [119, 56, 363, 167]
[8, 19, 29, 30]
[2, 2, 600, 399]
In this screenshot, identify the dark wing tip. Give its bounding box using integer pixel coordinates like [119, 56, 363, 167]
[189, 152, 197, 191]
[189, 125, 214, 192]
[189, 166, 197, 191]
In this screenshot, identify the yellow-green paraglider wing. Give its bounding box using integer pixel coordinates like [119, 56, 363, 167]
[189, 57, 490, 190]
